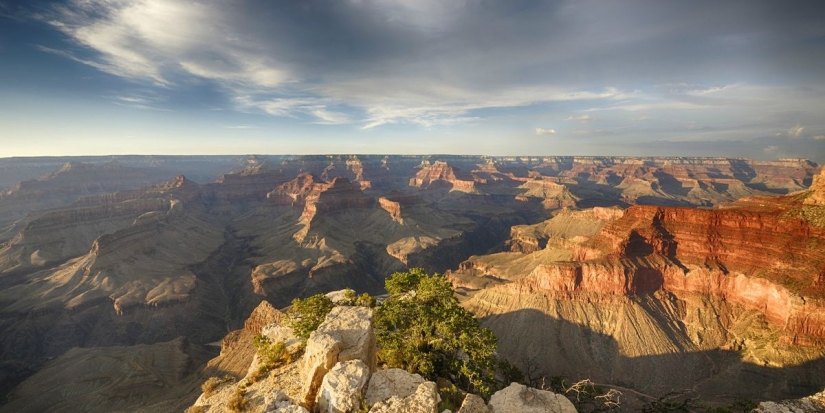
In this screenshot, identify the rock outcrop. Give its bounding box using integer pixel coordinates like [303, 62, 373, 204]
[410, 161, 478, 192]
[364, 368, 425, 406]
[488, 383, 576, 413]
[754, 389, 825, 413]
[451, 180, 825, 403]
[187, 301, 580, 413]
[368, 381, 440, 413]
[457, 393, 491, 413]
[804, 168, 825, 206]
[264, 391, 310, 413]
[316, 360, 370, 413]
[299, 306, 377, 408]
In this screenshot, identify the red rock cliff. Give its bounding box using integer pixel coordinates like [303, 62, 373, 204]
[516, 186, 825, 345]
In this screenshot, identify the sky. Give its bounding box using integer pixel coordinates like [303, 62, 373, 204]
[1, 0, 824, 161]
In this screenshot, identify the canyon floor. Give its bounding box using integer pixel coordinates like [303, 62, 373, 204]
[0, 155, 822, 412]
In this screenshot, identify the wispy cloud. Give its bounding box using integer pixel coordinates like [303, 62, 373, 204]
[564, 115, 594, 122]
[234, 95, 350, 125]
[40, 1, 290, 88]
[535, 127, 556, 135]
[222, 124, 258, 129]
[787, 124, 805, 138]
[107, 91, 170, 111]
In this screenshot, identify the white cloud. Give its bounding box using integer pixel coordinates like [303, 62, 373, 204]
[564, 115, 594, 122]
[44, 0, 291, 88]
[234, 95, 350, 125]
[107, 92, 169, 111]
[535, 127, 556, 135]
[814, 135, 825, 141]
[788, 124, 805, 138]
[311, 109, 351, 125]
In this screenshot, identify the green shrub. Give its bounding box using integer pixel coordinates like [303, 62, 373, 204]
[288, 293, 335, 340]
[375, 269, 500, 398]
[384, 268, 428, 295]
[201, 375, 234, 398]
[437, 379, 465, 411]
[253, 335, 287, 367]
[356, 292, 376, 308]
[227, 388, 248, 412]
[247, 363, 269, 383]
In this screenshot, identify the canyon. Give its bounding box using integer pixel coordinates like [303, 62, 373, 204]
[0, 155, 821, 411]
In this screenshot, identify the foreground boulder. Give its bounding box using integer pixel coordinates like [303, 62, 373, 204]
[457, 393, 491, 413]
[488, 382, 576, 413]
[316, 360, 371, 413]
[299, 306, 377, 408]
[365, 368, 426, 406]
[368, 381, 440, 413]
[264, 390, 310, 413]
[754, 389, 825, 413]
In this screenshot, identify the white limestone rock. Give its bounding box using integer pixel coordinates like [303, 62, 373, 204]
[263, 390, 309, 413]
[488, 382, 576, 413]
[456, 393, 491, 413]
[754, 389, 825, 413]
[365, 368, 425, 406]
[261, 323, 303, 351]
[316, 360, 370, 413]
[299, 306, 376, 408]
[326, 289, 354, 304]
[369, 381, 440, 413]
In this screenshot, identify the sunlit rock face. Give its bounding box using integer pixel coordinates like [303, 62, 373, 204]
[804, 169, 825, 206]
[409, 161, 478, 192]
[450, 178, 825, 404]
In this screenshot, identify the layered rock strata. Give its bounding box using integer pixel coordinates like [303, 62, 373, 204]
[450, 180, 825, 403]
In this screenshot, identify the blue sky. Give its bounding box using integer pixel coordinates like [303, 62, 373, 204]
[1, 0, 824, 161]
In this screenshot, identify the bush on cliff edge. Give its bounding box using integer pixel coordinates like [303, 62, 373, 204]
[375, 268, 499, 398]
[287, 268, 506, 398]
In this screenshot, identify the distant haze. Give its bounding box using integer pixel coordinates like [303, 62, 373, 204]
[0, 0, 824, 161]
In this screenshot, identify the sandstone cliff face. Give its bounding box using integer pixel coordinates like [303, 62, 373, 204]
[214, 167, 287, 201]
[804, 169, 825, 206]
[410, 161, 478, 192]
[452, 182, 825, 404]
[378, 192, 421, 223]
[301, 177, 375, 223]
[268, 172, 325, 206]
